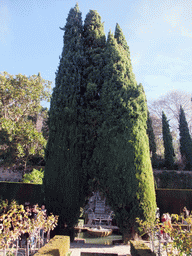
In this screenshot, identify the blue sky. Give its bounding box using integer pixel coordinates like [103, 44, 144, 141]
[1, 0, 192, 109]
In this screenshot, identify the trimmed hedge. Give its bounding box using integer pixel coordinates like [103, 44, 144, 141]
[34, 235, 70, 256]
[156, 189, 192, 215]
[130, 240, 156, 256]
[1, 181, 192, 220]
[154, 171, 192, 189]
[81, 254, 118, 256]
[0, 182, 45, 205]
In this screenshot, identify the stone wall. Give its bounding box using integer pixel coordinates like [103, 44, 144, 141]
[0, 168, 191, 187]
[0, 167, 22, 182]
[0, 166, 44, 182]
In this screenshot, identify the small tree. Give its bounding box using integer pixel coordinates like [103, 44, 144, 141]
[0, 72, 51, 172]
[179, 106, 192, 170]
[147, 111, 157, 166]
[162, 111, 175, 169]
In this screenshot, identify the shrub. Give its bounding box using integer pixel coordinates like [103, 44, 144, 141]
[22, 168, 44, 184]
[130, 240, 156, 256]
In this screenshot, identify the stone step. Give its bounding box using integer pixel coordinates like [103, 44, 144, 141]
[95, 210, 105, 214]
[95, 205, 105, 208]
[94, 214, 110, 218]
[95, 203, 105, 208]
[95, 201, 105, 204]
[88, 213, 110, 219]
[95, 210, 105, 213]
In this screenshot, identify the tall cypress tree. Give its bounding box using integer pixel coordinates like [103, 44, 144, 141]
[44, 7, 156, 242]
[179, 106, 192, 170]
[114, 23, 136, 83]
[43, 4, 88, 237]
[147, 111, 157, 165]
[94, 30, 156, 241]
[82, 10, 106, 184]
[162, 111, 175, 169]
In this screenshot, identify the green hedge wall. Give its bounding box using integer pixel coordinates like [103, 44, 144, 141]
[154, 171, 192, 189]
[0, 181, 192, 218]
[34, 235, 70, 256]
[0, 181, 45, 205]
[156, 188, 192, 215]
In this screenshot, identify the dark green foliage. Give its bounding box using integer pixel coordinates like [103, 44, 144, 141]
[114, 23, 129, 51]
[114, 23, 136, 83]
[147, 111, 157, 165]
[179, 106, 192, 170]
[43, 4, 89, 233]
[44, 6, 156, 242]
[162, 111, 175, 169]
[0, 183, 44, 206]
[93, 31, 156, 241]
[83, 10, 106, 88]
[81, 10, 106, 184]
[41, 109, 49, 141]
[0, 72, 50, 170]
[156, 188, 192, 215]
[154, 171, 192, 189]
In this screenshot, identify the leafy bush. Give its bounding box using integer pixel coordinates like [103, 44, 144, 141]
[22, 168, 44, 184]
[0, 199, 58, 250]
[136, 213, 192, 256]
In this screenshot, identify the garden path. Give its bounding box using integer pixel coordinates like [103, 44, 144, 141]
[70, 242, 131, 256]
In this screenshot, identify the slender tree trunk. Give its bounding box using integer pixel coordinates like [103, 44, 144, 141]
[122, 226, 139, 243]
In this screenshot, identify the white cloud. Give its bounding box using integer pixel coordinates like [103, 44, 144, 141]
[127, 0, 192, 44]
[163, 2, 192, 38]
[180, 26, 192, 38]
[155, 54, 188, 70]
[131, 52, 141, 66]
[153, 54, 192, 80]
[163, 6, 182, 28]
[144, 74, 192, 101]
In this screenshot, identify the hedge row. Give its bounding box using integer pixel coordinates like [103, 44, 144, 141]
[154, 170, 192, 189]
[0, 182, 44, 205]
[0, 182, 191, 217]
[34, 235, 70, 256]
[156, 188, 192, 215]
[130, 240, 155, 256]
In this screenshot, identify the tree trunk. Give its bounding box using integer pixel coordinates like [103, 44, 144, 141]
[122, 226, 139, 244]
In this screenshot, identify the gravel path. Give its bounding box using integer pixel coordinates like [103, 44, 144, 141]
[70, 242, 131, 256]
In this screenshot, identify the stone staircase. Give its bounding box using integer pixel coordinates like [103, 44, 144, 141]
[86, 191, 113, 224]
[94, 199, 108, 219]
